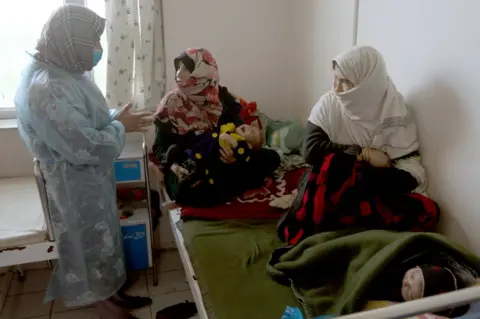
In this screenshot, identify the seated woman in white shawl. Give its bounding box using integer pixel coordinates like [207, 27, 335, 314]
[304, 45, 427, 194]
[277, 46, 439, 245]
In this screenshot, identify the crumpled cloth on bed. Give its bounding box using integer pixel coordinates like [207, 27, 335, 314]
[181, 168, 306, 220]
[150, 151, 309, 220]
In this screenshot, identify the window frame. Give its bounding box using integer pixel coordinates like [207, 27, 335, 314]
[0, 0, 89, 120]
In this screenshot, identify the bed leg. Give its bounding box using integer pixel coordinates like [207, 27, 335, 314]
[15, 266, 25, 282]
[46, 260, 53, 269]
[152, 264, 158, 286]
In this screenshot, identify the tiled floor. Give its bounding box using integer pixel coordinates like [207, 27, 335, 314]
[0, 250, 199, 319]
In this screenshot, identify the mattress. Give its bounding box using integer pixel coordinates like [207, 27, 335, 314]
[0, 176, 47, 249]
[181, 218, 299, 319]
[177, 215, 480, 319]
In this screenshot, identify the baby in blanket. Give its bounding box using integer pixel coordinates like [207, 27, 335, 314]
[400, 265, 471, 317]
[167, 121, 271, 207]
[170, 121, 264, 182]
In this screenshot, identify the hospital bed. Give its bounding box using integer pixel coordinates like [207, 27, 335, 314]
[0, 159, 57, 313]
[0, 138, 160, 313]
[0, 159, 57, 270]
[160, 182, 480, 319]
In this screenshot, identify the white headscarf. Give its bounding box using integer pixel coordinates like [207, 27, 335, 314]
[308, 45, 427, 193]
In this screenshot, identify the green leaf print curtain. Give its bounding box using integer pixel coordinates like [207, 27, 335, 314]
[105, 0, 166, 111]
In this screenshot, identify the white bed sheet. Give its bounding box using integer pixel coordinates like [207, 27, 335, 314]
[0, 177, 46, 249]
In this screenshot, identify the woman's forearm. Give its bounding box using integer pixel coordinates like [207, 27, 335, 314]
[303, 121, 361, 165]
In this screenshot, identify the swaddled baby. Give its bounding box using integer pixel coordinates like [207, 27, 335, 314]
[168, 121, 266, 207]
[170, 121, 264, 183]
[402, 265, 471, 317]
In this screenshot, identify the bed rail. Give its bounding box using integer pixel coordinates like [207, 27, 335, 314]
[33, 159, 55, 242]
[335, 285, 480, 319]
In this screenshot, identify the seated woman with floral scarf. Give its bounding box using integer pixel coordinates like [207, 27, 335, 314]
[152, 48, 280, 208]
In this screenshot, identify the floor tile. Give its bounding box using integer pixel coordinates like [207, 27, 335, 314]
[51, 299, 92, 314]
[157, 250, 183, 273]
[132, 306, 152, 319]
[9, 269, 51, 296]
[126, 274, 148, 296]
[51, 275, 147, 314]
[51, 307, 99, 319]
[0, 273, 13, 296]
[0, 292, 52, 319]
[147, 270, 189, 296]
[149, 290, 194, 318]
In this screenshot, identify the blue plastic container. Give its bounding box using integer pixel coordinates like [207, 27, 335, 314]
[114, 159, 142, 182]
[121, 223, 149, 271]
[281, 307, 336, 319]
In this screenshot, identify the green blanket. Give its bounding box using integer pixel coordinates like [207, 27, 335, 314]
[268, 230, 480, 318]
[183, 219, 299, 319]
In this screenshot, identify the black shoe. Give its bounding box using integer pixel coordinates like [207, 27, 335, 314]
[156, 301, 197, 319]
[109, 293, 152, 310]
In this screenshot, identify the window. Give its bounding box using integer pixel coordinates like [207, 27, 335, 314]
[86, 0, 108, 95]
[0, 0, 107, 119]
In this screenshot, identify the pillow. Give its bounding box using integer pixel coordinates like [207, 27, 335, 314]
[266, 120, 306, 154]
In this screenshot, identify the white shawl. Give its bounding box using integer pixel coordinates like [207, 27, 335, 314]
[308, 46, 427, 193]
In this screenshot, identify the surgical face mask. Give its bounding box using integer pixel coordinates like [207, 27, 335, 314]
[92, 49, 103, 67]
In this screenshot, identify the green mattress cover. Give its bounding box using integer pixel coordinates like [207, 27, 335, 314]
[182, 219, 299, 319]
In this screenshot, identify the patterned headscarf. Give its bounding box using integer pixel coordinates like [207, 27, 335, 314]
[155, 48, 223, 135]
[35, 4, 105, 73]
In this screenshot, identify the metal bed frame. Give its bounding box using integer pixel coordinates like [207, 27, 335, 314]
[0, 159, 57, 313]
[0, 159, 58, 271]
[1, 140, 161, 284]
[160, 176, 480, 319]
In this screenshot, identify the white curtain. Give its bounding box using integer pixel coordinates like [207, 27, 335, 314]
[104, 0, 166, 111]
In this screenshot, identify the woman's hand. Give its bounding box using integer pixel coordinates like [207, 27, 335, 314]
[220, 145, 236, 164]
[357, 148, 391, 168]
[115, 103, 154, 133]
[170, 163, 189, 180]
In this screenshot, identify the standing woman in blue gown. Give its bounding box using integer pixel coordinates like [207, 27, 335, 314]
[15, 4, 153, 318]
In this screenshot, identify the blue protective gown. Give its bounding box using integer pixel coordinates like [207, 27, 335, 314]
[15, 59, 127, 307]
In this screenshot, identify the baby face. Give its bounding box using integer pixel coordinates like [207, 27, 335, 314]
[402, 267, 424, 301]
[236, 124, 263, 150]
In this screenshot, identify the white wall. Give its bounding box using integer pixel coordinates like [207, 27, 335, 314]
[357, 0, 480, 252]
[162, 0, 294, 120]
[291, 0, 356, 120]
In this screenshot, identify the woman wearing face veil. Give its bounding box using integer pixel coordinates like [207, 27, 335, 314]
[15, 4, 153, 318]
[278, 46, 439, 245]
